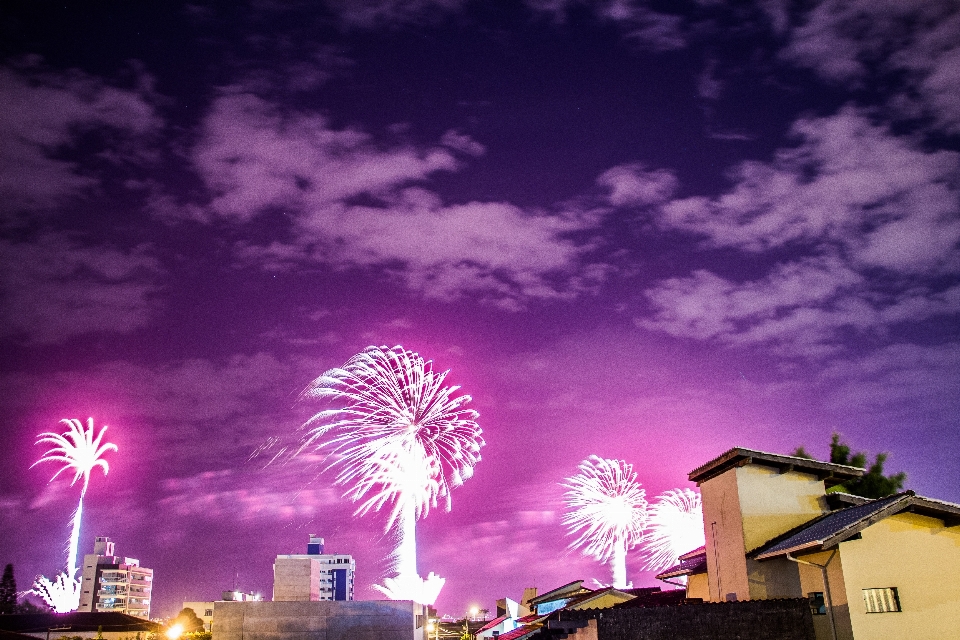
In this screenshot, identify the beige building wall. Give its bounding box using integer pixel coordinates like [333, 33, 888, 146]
[273, 558, 321, 601]
[685, 573, 709, 600]
[834, 512, 960, 640]
[792, 549, 853, 640]
[700, 463, 829, 603]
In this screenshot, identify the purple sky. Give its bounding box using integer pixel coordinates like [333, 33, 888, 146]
[2, 0, 959, 620]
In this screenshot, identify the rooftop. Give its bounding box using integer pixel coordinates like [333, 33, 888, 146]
[752, 490, 960, 560]
[688, 447, 864, 486]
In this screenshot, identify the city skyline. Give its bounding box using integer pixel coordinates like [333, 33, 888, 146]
[1, 0, 958, 618]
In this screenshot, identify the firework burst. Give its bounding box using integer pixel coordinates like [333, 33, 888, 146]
[638, 489, 705, 574]
[33, 417, 117, 600]
[32, 571, 82, 613]
[562, 456, 647, 588]
[297, 345, 483, 604]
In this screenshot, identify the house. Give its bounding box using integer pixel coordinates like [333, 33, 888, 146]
[0, 612, 158, 640]
[658, 447, 960, 640]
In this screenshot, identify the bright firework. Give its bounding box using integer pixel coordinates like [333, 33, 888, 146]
[297, 345, 483, 604]
[562, 456, 648, 589]
[32, 571, 81, 613]
[638, 488, 705, 574]
[33, 418, 118, 578]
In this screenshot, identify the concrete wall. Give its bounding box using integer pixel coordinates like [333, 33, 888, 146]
[835, 512, 960, 640]
[213, 600, 424, 640]
[273, 558, 321, 601]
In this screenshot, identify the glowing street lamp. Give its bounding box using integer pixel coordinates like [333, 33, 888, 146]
[165, 624, 184, 640]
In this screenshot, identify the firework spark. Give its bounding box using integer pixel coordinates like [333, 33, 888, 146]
[562, 456, 647, 588]
[297, 345, 483, 604]
[639, 489, 705, 574]
[33, 418, 118, 578]
[32, 571, 81, 613]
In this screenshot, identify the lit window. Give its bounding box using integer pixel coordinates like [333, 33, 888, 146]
[863, 588, 901, 613]
[808, 592, 826, 615]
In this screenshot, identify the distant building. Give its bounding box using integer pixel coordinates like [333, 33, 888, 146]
[182, 601, 215, 632]
[77, 537, 153, 619]
[273, 535, 356, 601]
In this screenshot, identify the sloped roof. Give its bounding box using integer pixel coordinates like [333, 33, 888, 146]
[528, 581, 588, 605]
[656, 550, 707, 580]
[752, 490, 960, 560]
[476, 614, 510, 634]
[559, 587, 635, 610]
[493, 625, 540, 640]
[688, 448, 863, 485]
[0, 613, 159, 635]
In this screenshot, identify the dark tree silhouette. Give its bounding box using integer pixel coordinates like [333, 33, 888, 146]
[175, 608, 206, 633]
[793, 433, 906, 499]
[0, 564, 16, 615]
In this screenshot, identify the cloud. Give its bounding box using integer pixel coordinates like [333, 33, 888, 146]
[194, 92, 612, 308]
[194, 92, 459, 222]
[776, 0, 960, 132]
[659, 108, 960, 273]
[597, 163, 677, 207]
[640, 108, 960, 355]
[529, 1, 687, 51]
[0, 63, 160, 221]
[0, 234, 162, 344]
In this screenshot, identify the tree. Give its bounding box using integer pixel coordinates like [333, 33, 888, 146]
[174, 608, 206, 633]
[0, 564, 16, 614]
[792, 433, 906, 499]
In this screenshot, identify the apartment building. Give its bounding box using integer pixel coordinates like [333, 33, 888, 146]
[77, 536, 153, 619]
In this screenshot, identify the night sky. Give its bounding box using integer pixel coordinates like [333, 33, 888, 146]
[2, 0, 959, 619]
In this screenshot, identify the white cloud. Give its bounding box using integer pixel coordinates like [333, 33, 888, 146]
[194, 92, 612, 307]
[0, 234, 162, 344]
[778, 0, 960, 133]
[659, 108, 960, 273]
[597, 163, 677, 207]
[0, 64, 160, 220]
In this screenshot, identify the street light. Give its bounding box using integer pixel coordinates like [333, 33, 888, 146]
[165, 624, 184, 640]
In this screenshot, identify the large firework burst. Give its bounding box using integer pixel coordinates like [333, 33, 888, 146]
[297, 345, 483, 604]
[638, 488, 705, 574]
[562, 456, 648, 588]
[34, 418, 118, 576]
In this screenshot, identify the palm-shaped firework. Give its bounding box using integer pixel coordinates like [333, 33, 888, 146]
[297, 345, 483, 604]
[562, 456, 647, 588]
[34, 418, 118, 576]
[638, 488, 704, 574]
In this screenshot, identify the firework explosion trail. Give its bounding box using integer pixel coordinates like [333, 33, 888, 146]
[296, 345, 483, 604]
[639, 489, 705, 574]
[562, 456, 648, 589]
[33, 417, 117, 610]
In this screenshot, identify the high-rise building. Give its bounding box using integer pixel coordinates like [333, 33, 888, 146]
[273, 535, 355, 601]
[77, 536, 153, 618]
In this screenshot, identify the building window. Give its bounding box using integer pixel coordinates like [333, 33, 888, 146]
[205, 609, 213, 617]
[863, 588, 901, 613]
[808, 592, 826, 615]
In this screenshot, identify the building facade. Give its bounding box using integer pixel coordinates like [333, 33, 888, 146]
[659, 447, 960, 640]
[77, 537, 153, 619]
[273, 535, 356, 601]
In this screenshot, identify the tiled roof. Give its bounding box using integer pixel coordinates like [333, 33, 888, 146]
[656, 551, 707, 580]
[493, 625, 540, 640]
[528, 581, 587, 605]
[559, 587, 635, 610]
[476, 615, 510, 633]
[0, 613, 159, 634]
[752, 491, 960, 559]
[688, 448, 863, 486]
[678, 545, 705, 561]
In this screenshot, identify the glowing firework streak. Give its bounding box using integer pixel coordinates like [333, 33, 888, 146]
[32, 571, 81, 613]
[639, 489, 704, 574]
[298, 345, 483, 604]
[562, 456, 647, 588]
[34, 418, 118, 577]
